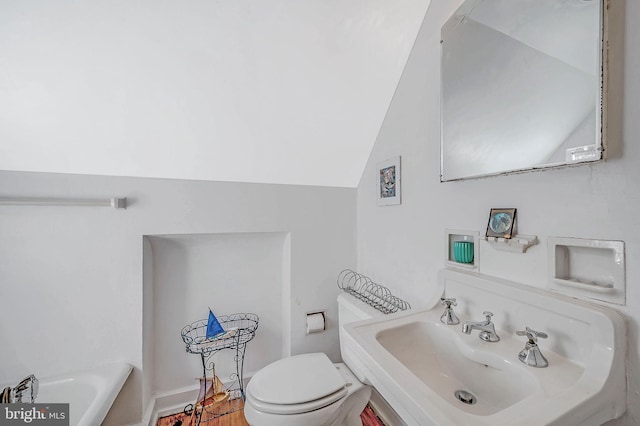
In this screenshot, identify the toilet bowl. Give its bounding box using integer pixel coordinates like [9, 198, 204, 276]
[244, 293, 382, 426]
[244, 353, 371, 426]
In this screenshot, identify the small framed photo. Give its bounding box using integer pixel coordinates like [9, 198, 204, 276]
[486, 208, 517, 239]
[377, 156, 401, 206]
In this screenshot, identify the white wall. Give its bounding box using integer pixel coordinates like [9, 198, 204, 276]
[0, 170, 356, 424]
[357, 0, 639, 424]
[147, 232, 288, 394]
[0, 0, 429, 188]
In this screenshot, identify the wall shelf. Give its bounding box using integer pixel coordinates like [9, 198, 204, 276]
[548, 237, 625, 305]
[483, 234, 538, 253]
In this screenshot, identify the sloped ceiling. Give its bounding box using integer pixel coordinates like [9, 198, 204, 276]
[0, 0, 431, 187]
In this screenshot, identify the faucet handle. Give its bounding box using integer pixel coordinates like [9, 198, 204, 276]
[440, 297, 457, 308]
[516, 326, 548, 343]
[11, 375, 38, 403]
[440, 298, 459, 325]
[516, 327, 549, 368]
[482, 311, 494, 322]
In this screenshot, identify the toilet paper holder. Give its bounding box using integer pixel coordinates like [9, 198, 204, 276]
[306, 311, 326, 334]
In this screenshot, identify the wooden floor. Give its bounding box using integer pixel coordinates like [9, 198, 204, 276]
[157, 399, 385, 426]
[157, 398, 248, 426]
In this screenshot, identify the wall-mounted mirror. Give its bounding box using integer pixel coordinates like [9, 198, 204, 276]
[440, 0, 604, 181]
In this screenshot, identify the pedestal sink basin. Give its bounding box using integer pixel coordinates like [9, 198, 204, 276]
[377, 320, 543, 416]
[341, 269, 626, 426]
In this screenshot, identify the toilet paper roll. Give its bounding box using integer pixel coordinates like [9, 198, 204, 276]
[306, 312, 325, 334]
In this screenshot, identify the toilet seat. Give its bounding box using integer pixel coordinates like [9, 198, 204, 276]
[247, 386, 347, 415]
[246, 353, 348, 415]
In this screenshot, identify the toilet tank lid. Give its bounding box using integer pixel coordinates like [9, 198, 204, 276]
[248, 353, 346, 405]
[337, 292, 383, 319]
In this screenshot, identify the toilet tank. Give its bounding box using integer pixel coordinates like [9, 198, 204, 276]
[337, 293, 384, 371]
[338, 293, 383, 327]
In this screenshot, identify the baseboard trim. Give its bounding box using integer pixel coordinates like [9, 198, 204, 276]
[145, 384, 199, 426]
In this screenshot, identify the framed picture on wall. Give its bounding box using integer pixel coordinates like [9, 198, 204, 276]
[377, 156, 401, 206]
[486, 208, 517, 238]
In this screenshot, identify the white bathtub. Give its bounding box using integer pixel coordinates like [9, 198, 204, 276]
[13, 363, 132, 426]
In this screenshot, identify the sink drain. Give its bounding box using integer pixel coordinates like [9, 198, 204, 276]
[454, 390, 477, 405]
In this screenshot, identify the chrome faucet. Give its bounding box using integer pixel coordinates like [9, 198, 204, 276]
[516, 327, 549, 368]
[1, 375, 39, 403]
[462, 311, 500, 342]
[440, 298, 460, 325]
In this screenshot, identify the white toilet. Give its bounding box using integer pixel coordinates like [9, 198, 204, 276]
[243, 293, 382, 426]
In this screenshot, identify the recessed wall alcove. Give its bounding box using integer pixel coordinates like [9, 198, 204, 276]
[142, 232, 291, 408]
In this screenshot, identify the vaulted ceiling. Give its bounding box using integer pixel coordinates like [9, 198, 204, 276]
[0, 0, 431, 187]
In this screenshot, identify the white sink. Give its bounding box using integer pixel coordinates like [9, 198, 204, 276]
[342, 269, 626, 426]
[377, 319, 543, 415]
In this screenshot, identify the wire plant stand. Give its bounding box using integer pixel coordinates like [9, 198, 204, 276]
[337, 269, 411, 314]
[181, 312, 259, 424]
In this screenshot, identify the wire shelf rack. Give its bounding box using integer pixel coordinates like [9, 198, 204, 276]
[181, 312, 259, 424]
[181, 313, 259, 355]
[337, 269, 411, 314]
